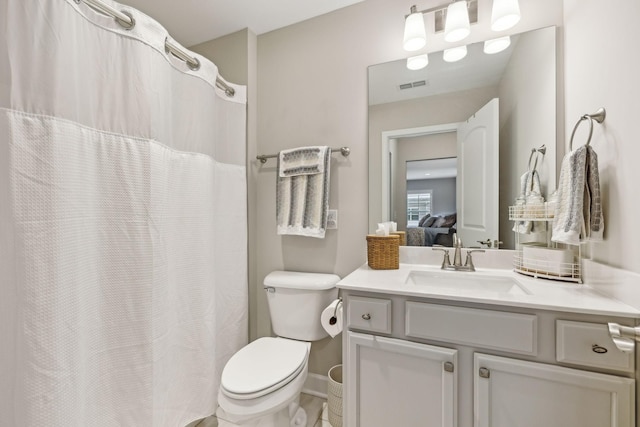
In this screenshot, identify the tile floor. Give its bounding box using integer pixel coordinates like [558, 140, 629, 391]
[186, 393, 332, 427]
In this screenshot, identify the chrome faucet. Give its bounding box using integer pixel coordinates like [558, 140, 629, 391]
[452, 233, 463, 267]
[434, 233, 485, 272]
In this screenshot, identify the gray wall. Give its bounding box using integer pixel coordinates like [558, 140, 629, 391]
[563, 0, 640, 271]
[407, 178, 457, 216]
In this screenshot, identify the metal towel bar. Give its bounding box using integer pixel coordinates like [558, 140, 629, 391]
[257, 147, 351, 164]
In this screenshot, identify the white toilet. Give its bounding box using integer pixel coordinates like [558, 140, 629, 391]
[216, 270, 340, 427]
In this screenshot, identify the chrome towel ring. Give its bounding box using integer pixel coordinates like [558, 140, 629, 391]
[569, 108, 606, 150]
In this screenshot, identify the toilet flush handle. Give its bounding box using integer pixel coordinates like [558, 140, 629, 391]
[264, 286, 276, 293]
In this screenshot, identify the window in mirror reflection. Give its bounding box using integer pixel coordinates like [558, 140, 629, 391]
[407, 191, 432, 227]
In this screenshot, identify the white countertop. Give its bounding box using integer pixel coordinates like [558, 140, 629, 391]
[338, 262, 640, 319]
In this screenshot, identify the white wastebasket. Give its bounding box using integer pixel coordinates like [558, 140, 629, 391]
[327, 364, 343, 427]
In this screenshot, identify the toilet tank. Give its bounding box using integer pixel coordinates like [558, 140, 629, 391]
[264, 271, 340, 341]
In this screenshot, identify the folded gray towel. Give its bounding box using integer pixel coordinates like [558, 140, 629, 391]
[276, 146, 331, 238]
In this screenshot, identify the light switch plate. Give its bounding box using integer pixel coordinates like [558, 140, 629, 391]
[327, 210, 338, 229]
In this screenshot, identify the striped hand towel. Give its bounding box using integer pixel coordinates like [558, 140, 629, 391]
[276, 146, 331, 238]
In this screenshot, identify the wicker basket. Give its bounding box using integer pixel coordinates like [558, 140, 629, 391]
[366, 235, 400, 270]
[390, 231, 406, 246]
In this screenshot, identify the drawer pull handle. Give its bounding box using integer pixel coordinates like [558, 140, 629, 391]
[362, 313, 371, 320]
[592, 344, 608, 354]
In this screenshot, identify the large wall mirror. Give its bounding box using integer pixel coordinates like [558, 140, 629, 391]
[368, 25, 558, 249]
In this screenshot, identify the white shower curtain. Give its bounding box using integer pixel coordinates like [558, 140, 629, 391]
[0, 1, 248, 426]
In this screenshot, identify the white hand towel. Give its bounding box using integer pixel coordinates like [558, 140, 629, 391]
[276, 146, 331, 238]
[512, 169, 543, 234]
[321, 299, 343, 338]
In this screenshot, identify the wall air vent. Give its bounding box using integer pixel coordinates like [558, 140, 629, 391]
[399, 80, 428, 90]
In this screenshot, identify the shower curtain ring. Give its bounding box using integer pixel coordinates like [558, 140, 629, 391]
[115, 10, 135, 30]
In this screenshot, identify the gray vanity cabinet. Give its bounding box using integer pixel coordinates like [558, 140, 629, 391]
[474, 353, 634, 427]
[347, 331, 458, 427]
[342, 291, 637, 427]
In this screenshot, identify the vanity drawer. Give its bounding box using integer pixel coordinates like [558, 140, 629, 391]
[556, 320, 634, 373]
[405, 302, 537, 355]
[347, 296, 392, 334]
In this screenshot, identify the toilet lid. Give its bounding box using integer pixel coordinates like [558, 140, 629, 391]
[221, 337, 309, 399]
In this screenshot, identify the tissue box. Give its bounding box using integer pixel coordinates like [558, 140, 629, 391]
[522, 246, 574, 276]
[366, 235, 400, 270]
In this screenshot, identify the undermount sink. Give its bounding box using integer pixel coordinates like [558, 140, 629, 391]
[406, 269, 531, 295]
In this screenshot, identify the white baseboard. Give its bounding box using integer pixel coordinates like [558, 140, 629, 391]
[302, 372, 328, 399]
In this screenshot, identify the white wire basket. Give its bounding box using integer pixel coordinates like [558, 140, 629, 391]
[513, 252, 582, 283]
[509, 204, 555, 221]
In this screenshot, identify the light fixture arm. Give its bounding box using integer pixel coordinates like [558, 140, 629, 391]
[406, 1, 472, 18]
[405, 1, 478, 33]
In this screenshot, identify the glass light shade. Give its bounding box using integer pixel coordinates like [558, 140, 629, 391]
[491, 0, 521, 31]
[444, 1, 471, 43]
[403, 12, 427, 51]
[407, 54, 429, 70]
[443, 45, 467, 62]
[483, 36, 511, 54]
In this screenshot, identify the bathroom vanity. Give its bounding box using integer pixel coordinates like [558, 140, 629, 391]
[338, 252, 640, 427]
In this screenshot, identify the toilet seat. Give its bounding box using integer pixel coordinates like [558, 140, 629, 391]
[221, 337, 309, 400]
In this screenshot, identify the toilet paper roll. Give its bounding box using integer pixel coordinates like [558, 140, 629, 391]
[321, 298, 343, 338]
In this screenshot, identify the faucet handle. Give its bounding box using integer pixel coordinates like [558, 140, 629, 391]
[433, 248, 452, 269]
[464, 249, 485, 271]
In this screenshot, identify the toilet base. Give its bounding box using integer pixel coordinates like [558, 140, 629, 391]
[217, 401, 307, 427]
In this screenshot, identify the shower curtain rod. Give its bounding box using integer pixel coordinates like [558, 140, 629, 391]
[75, 0, 236, 97]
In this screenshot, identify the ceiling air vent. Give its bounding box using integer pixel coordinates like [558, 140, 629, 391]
[399, 80, 428, 90]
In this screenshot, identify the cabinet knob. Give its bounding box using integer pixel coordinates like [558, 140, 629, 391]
[362, 313, 371, 320]
[443, 362, 455, 373]
[479, 367, 490, 378]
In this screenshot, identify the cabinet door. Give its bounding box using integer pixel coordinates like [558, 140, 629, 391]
[347, 331, 457, 427]
[474, 353, 635, 427]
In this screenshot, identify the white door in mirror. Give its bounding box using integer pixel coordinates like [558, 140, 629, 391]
[456, 98, 499, 246]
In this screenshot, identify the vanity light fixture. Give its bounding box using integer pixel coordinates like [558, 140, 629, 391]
[483, 35, 511, 54]
[443, 45, 467, 62]
[402, 0, 520, 51]
[406, 53, 429, 70]
[403, 5, 427, 51]
[444, 1, 470, 43]
[491, 0, 521, 31]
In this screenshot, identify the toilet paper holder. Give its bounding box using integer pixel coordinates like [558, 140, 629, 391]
[329, 297, 343, 325]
